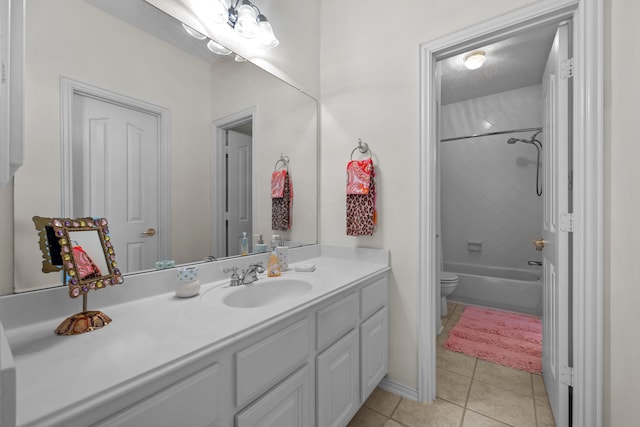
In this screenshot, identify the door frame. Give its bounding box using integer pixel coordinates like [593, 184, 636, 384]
[418, 1, 603, 426]
[60, 77, 171, 262]
[211, 107, 256, 258]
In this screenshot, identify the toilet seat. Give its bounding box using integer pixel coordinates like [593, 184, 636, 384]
[440, 272, 458, 283]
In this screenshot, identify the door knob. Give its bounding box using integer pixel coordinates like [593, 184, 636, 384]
[533, 238, 546, 250]
[142, 227, 156, 237]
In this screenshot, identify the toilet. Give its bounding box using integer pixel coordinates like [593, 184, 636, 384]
[440, 272, 459, 316]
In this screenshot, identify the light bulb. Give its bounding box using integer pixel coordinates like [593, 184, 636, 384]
[206, 39, 232, 55]
[257, 16, 279, 48]
[235, 2, 259, 38]
[181, 23, 207, 40]
[464, 51, 486, 70]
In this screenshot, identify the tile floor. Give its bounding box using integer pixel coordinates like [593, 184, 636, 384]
[347, 303, 556, 427]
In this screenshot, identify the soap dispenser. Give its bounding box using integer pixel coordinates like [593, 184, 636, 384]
[254, 234, 268, 253]
[267, 248, 281, 277]
[241, 232, 248, 256]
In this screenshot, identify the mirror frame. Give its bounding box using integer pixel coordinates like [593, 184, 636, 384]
[48, 217, 124, 298]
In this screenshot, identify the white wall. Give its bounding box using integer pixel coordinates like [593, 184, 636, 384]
[441, 85, 543, 270]
[320, 0, 537, 392]
[604, 0, 640, 425]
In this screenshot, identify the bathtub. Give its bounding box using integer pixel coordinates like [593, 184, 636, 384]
[444, 262, 542, 316]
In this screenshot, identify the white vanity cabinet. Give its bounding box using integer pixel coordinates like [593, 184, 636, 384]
[1, 250, 390, 427]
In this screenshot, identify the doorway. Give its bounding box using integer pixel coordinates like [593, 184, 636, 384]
[212, 109, 255, 258]
[418, 1, 603, 426]
[435, 20, 571, 425]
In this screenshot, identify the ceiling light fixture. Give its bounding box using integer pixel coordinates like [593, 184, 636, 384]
[463, 50, 486, 70]
[182, 0, 279, 56]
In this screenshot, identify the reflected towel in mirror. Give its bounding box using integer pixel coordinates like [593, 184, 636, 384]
[272, 170, 293, 231]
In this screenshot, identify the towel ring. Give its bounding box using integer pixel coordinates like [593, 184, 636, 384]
[274, 154, 289, 172]
[350, 138, 372, 160]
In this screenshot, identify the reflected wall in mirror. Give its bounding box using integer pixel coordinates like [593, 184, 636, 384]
[13, 0, 318, 292]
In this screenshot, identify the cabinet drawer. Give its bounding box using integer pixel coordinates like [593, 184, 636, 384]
[317, 293, 358, 350]
[235, 365, 312, 427]
[236, 317, 311, 406]
[360, 277, 388, 320]
[94, 363, 220, 427]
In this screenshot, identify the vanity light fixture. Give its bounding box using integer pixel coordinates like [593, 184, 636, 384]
[182, 0, 279, 56]
[464, 50, 486, 70]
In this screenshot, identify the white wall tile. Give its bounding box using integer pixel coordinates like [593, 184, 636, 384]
[440, 85, 543, 270]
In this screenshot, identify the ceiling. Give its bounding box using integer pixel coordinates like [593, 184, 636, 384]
[440, 23, 559, 105]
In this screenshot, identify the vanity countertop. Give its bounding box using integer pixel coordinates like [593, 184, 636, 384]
[0, 245, 389, 427]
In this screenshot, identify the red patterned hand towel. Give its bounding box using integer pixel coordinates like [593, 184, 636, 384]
[346, 158, 376, 236]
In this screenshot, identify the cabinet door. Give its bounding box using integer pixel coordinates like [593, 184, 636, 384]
[235, 365, 312, 427]
[361, 307, 388, 402]
[94, 363, 220, 427]
[316, 329, 359, 427]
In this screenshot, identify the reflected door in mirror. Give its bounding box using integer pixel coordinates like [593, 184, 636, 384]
[226, 129, 253, 257]
[73, 94, 161, 273]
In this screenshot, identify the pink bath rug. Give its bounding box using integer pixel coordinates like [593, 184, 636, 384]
[444, 306, 542, 373]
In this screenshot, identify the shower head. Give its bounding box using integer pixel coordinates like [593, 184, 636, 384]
[507, 137, 520, 144]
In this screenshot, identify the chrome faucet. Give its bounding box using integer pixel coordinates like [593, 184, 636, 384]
[240, 263, 265, 285]
[223, 263, 265, 286]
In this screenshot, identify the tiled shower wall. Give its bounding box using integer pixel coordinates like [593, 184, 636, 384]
[440, 85, 543, 271]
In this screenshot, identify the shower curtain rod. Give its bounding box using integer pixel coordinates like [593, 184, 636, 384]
[440, 127, 542, 142]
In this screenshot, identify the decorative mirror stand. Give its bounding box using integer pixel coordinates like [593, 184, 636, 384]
[43, 217, 124, 335]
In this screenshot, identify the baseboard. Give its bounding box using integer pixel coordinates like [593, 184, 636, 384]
[378, 376, 418, 401]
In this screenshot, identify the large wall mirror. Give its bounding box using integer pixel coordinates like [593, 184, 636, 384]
[13, 0, 318, 292]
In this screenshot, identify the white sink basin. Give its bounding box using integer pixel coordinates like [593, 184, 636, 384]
[221, 276, 317, 308]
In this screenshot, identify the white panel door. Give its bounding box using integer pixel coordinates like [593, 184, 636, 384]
[541, 22, 571, 427]
[73, 94, 159, 273]
[226, 129, 252, 256]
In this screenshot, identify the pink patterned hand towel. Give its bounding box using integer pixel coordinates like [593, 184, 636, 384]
[272, 170, 293, 231]
[346, 158, 376, 236]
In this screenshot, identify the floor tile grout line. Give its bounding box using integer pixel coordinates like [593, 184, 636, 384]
[387, 395, 403, 421]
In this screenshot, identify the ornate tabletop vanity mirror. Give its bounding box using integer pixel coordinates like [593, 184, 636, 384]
[34, 216, 123, 335]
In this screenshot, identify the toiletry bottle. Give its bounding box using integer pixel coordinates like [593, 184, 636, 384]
[271, 234, 280, 251]
[241, 232, 248, 256]
[254, 234, 268, 253]
[276, 240, 288, 271]
[267, 249, 281, 277]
